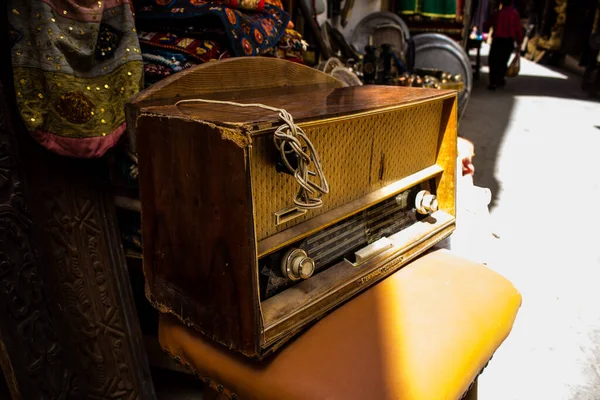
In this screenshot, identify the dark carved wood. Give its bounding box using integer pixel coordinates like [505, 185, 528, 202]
[20, 135, 156, 400]
[0, 6, 83, 398]
[137, 116, 260, 357]
[0, 3, 156, 398]
[0, 80, 81, 399]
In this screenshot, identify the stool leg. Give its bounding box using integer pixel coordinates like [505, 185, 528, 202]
[463, 378, 478, 400]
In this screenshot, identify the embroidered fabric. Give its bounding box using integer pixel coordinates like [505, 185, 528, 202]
[14, 63, 143, 140]
[260, 28, 308, 60]
[135, 0, 290, 57]
[8, 0, 143, 158]
[138, 26, 305, 87]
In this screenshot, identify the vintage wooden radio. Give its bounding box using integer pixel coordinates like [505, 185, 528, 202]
[134, 59, 457, 358]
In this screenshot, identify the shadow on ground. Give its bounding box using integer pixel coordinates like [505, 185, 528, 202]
[460, 53, 598, 210]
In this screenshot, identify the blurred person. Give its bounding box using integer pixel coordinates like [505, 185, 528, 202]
[484, 0, 523, 90]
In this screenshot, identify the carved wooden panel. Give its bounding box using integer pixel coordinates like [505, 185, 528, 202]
[23, 148, 156, 400]
[0, 80, 81, 399]
[0, 4, 155, 397]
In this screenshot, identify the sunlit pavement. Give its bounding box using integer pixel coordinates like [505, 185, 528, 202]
[461, 48, 600, 400]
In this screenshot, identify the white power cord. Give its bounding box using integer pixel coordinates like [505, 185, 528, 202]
[175, 98, 329, 210]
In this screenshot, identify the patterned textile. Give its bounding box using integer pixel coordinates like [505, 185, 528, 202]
[8, 0, 143, 158]
[135, 0, 290, 56]
[260, 28, 307, 61]
[264, 0, 294, 29]
[139, 30, 230, 86]
[227, 0, 264, 10]
[139, 30, 229, 62]
[138, 27, 304, 88]
[264, 0, 283, 8]
[397, 0, 457, 18]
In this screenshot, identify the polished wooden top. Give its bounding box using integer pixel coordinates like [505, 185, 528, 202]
[140, 85, 456, 132]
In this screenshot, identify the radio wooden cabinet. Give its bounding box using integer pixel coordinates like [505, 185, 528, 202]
[133, 59, 458, 358]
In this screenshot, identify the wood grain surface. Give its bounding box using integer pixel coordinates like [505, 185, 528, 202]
[134, 59, 458, 358]
[143, 85, 456, 129]
[126, 57, 344, 152]
[137, 115, 261, 357]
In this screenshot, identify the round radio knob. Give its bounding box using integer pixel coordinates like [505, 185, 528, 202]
[281, 249, 315, 281]
[415, 190, 439, 215]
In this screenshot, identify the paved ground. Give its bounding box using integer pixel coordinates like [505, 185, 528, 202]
[461, 50, 600, 400]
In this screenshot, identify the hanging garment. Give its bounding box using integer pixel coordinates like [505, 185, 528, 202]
[472, 0, 490, 31]
[8, 0, 143, 158]
[138, 30, 231, 87]
[134, 0, 290, 57]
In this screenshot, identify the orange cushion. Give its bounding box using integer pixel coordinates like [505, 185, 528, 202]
[159, 249, 521, 400]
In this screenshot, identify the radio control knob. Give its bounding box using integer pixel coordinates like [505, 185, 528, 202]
[415, 190, 439, 215]
[281, 249, 315, 281]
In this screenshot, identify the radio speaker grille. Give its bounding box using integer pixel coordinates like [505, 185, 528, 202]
[250, 101, 444, 240]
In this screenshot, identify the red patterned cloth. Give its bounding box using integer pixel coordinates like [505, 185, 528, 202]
[139, 31, 231, 87]
[135, 0, 290, 56]
[227, 0, 265, 10]
[139, 31, 228, 62]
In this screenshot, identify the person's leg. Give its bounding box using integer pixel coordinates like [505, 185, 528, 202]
[488, 40, 499, 89]
[497, 39, 515, 86]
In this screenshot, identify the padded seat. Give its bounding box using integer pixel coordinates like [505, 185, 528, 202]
[159, 249, 521, 400]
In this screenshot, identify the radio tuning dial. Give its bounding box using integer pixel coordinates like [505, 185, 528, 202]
[415, 190, 439, 215]
[281, 249, 315, 281]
